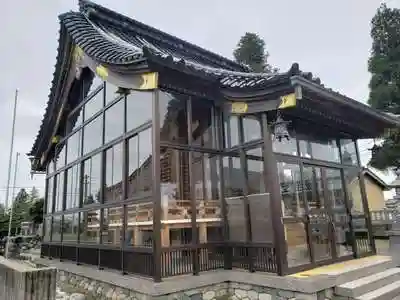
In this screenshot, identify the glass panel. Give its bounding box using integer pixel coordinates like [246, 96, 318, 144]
[243, 116, 261, 142]
[52, 215, 62, 242]
[224, 116, 239, 148]
[84, 86, 104, 121]
[87, 76, 104, 97]
[344, 169, 372, 254]
[48, 159, 56, 175]
[273, 128, 298, 156]
[54, 173, 64, 212]
[79, 209, 100, 243]
[56, 144, 66, 170]
[104, 99, 124, 144]
[159, 91, 189, 145]
[247, 155, 266, 195]
[83, 154, 102, 205]
[46, 177, 54, 214]
[160, 148, 193, 245]
[126, 202, 153, 247]
[62, 213, 79, 242]
[326, 168, 352, 257]
[222, 156, 244, 197]
[104, 143, 123, 203]
[192, 152, 223, 243]
[67, 130, 82, 164]
[102, 207, 123, 245]
[127, 128, 152, 198]
[67, 108, 83, 134]
[340, 139, 358, 165]
[83, 116, 103, 155]
[284, 221, 311, 267]
[126, 91, 152, 132]
[65, 164, 81, 210]
[299, 134, 340, 163]
[43, 217, 51, 242]
[303, 165, 333, 261]
[191, 98, 216, 149]
[105, 81, 119, 105]
[277, 162, 305, 218]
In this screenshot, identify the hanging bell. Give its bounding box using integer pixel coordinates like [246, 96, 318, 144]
[273, 111, 291, 142]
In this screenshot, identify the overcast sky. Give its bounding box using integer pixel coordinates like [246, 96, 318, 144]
[0, 0, 398, 204]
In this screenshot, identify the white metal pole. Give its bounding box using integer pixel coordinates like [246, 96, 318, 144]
[5, 152, 20, 259]
[5, 90, 18, 210]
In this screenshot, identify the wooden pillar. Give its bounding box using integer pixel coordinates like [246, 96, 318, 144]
[260, 113, 288, 275]
[152, 89, 162, 282]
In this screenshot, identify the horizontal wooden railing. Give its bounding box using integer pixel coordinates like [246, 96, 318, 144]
[369, 210, 395, 225]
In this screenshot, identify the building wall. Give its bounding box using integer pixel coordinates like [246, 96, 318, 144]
[349, 176, 385, 212]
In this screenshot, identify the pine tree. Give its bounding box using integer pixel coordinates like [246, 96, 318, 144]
[368, 4, 400, 170]
[233, 32, 277, 73]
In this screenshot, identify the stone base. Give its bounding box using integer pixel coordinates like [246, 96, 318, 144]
[389, 230, 400, 265]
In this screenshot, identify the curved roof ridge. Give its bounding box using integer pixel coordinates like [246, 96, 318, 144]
[78, 0, 249, 72]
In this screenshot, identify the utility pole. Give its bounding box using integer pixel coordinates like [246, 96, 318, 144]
[5, 89, 18, 210]
[5, 152, 20, 259]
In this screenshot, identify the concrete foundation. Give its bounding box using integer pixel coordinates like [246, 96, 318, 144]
[0, 257, 57, 300]
[34, 256, 396, 300]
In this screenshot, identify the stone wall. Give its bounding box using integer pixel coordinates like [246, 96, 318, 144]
[0, 257, 56, 300]
[57, 270, 335, 300]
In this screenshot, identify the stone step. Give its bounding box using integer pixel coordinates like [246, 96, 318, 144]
[355, 280, 400, 300]
[335, 268, 400, 298]
[334, 256, 395, 286]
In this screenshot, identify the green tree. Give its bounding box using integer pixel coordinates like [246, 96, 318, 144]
[233, 32, 277, 73]
[29, 198, 44, 225]
[368, 4, 400, 170]
[10, 189, 31, 232]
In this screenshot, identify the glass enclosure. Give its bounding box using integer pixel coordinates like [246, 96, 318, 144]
[42, 75, 374, 280]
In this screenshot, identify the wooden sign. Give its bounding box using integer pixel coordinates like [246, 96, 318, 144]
[231, 102, 248, 114]
[278, 93, 296, 109]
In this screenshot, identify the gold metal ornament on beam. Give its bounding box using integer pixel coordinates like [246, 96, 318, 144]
[138, 72, 158, 90]
[96, 65, 109, 81]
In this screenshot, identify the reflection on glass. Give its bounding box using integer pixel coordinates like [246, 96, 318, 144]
[83, 116, 103, 155]
[79, 209, 100, 243]
[105, 81, 119, 105]
[303, 166, 325, 210]
[192, 152, 223, 243]
[52, 216, 62, 242]
[224, 116, 239, 148]
[243, 116, 261, 143]
[87, 76, 103, 96]
[48, 159, 55, 175]
[273, 128, 298, 155]
[83, 154, 101, 205]
[222, 156, 243, 197]
[159, 91, 189, 145]
[67, 108, 83, 134]
[62, 213, 79, 242]
[247, 156, 266, 195]
[105, 99, 124, 143]
[126, 90, 152, 132]
[104, 143, 123, 203]
[126, 202, 153, 247]
[43, 217, 51, 242]
[56, 144, 66, 170]
[102, 207, 123, 245]
[191, 98, 215, 149]
[299, 133, 340, 162]
[127, 128, 152, 198]
[46, 177, 54, 214]
[54, 173, 64, 212]
[326, 168, 352, 257]
[84, 86, 104, 121]
[65, 164, 80, 210]
[344, 169, 372, 254]
[278, 162, 304, 217]
[67, 130, 82, 164]
[285, 221, 311, 267]
[340, 139, 358, 165]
